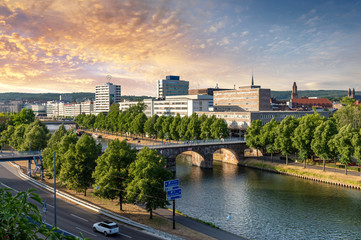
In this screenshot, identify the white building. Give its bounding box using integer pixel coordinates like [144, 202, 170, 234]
[46, 101, 65, 117]
[119, 95, 213, 117]
[156, 75, 189, 99]
[80, 101, 94, 115]
[95, 82, 121, 114]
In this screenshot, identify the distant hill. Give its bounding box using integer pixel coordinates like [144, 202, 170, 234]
[0, 92, 152, 102]
[271, 90, 355, 101]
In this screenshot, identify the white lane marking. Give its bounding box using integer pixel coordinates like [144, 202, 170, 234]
[75, 227, 97, 237]
[70, 213, 89, 222]
[47, 204, 54, 208]
[0, 183, 19, 192]
[119, 232, 132, 238]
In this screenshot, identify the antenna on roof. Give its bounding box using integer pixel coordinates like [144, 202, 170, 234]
[106, 75, 112, 84]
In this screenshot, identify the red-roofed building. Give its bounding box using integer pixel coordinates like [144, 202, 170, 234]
[290, 97, 332, 110]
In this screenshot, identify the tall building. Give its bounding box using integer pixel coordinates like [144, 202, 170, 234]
[156, 75, 189, 99]
[291, 82, 298, 99]
[95, 82, 121, 114]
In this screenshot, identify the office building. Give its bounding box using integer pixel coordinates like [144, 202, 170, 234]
[157, 75, 189, 99]
[119, 95, 212, 117]
[95, 82, 121, 114]
[213, 85, 271, 112]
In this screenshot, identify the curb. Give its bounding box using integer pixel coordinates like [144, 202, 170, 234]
[9, 162, 183, 240]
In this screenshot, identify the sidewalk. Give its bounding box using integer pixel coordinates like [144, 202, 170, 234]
[154, 208, 247, 240]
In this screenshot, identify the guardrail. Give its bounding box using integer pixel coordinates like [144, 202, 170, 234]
[9, 162, 183, 240]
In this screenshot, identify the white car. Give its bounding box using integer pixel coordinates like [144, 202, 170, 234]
[93, 220, 119, 236]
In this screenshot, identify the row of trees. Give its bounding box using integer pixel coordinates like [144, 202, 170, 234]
[0, 109, 50, 151]
[42, 125, 172, 218]
[246, 110, 361, 175]
[75, 103, 229, 140]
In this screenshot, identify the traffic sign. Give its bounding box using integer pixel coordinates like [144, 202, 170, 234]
[166, 188, 182, 200]
[164, 179, 179, 191]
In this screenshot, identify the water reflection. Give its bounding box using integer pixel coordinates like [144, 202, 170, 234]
[175, 156, 361, 240]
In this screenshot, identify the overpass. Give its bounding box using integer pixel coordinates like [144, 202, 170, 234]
[135, 138, 247, 172]
[0, 151, 44, 179]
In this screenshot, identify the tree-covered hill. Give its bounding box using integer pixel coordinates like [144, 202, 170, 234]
[0, 92, 152, 102]
[271, 90, 356, 101]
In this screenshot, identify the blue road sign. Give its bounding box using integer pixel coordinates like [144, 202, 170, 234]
[164, 179, 179, 191]
[166, 188, 182, 200]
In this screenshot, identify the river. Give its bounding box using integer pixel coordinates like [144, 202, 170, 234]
[175, 156, 361, 240]
[46, 124, 361, 239]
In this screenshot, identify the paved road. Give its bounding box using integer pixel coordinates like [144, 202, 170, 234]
[0, 162, 161, 240]
[154, 208, 247, 240]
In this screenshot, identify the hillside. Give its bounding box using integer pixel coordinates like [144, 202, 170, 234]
[271, 90, 355, 101]
[0, 92, 152, 102]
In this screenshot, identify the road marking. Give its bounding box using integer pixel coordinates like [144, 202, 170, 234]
[119, 232, 132, 238]
[75, 227, 97, 237]
[70, 213, 89, 222]
[47, 204, 54, 208]
[0, 183, 19, 192]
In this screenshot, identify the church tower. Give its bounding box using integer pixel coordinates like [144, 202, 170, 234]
[348, 88, 352, 98]
[251, 73, 254, 86]
[291, 82, 298, 99]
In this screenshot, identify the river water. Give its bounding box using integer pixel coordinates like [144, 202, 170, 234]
[46, 124, 361, 239]
[175, 157, 361, 240]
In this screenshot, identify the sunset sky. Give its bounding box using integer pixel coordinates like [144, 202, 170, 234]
[1, 0, 360, 96]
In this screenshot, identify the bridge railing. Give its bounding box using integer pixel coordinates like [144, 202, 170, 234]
[134, 137, 245, 150]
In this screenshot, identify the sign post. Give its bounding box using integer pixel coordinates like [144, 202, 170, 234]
[164, 179, 182, 229]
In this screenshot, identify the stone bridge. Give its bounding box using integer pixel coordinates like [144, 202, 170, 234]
[139, 139, 246, 172]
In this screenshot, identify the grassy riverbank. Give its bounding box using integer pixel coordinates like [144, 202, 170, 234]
[240, 159, 361, 188]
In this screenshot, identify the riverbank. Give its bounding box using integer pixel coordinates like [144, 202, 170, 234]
[240, 158, 361, 189]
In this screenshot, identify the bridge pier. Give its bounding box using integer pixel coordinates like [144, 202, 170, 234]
[28, 159, 31, 177]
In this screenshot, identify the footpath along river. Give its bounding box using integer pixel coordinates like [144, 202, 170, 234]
[46, 124, 361, 239]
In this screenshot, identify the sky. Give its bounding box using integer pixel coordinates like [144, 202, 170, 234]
[0, 0, 360, 96]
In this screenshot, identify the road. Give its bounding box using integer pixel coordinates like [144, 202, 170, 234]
[0, 162, 161, 240]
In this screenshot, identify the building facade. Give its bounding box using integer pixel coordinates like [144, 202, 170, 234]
[213, 85, 271, 112]
[95, 82, 121, 114]
[156, 75, 189, 99]
[199, 110, 330, 136]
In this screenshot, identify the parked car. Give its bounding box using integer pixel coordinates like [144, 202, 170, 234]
[93, 220, 119, 236]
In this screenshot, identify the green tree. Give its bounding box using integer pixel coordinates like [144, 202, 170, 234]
[0, 188, 79, 239]
[275, 116, 299, 165]
[59, 134, 101, 195]
[162, 115, 174, 140]
[292, 114, 324, 168]
[126, 147, 173, 219]
[333, 104, 361, 130]
[185, 113, 201, 140]
[42, 125, 69, 176]
[144, 115, 158, 137]
[13, 108, 35, 126]
[200, 115, 214, 140]
[1, 125, 15, 146]
[106, 104, 120, 132]
[22, 120, 50, 151]
[93, 139, 137, 211]
[10, 124, 27, 150]
[94, 112, 106, 130]
[329, 124, 356, 175]
[210, 118, 228, 139]
[341, 96, 356, 106]
[154, 115, 166, 139]
[246, 120, 263, 158]
[170, 114, 181, 140]
[131, 113, 148, 136]
[311, 119, 338, 171]
[178, 116, 189, 140]
[260, 119, 279, 161]
[83, 114, 96, 129]
[352, 130, 361, 166]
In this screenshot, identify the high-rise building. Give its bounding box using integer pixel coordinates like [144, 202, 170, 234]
[156, 75, 189, 99]
[95, 82, 121, 114]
